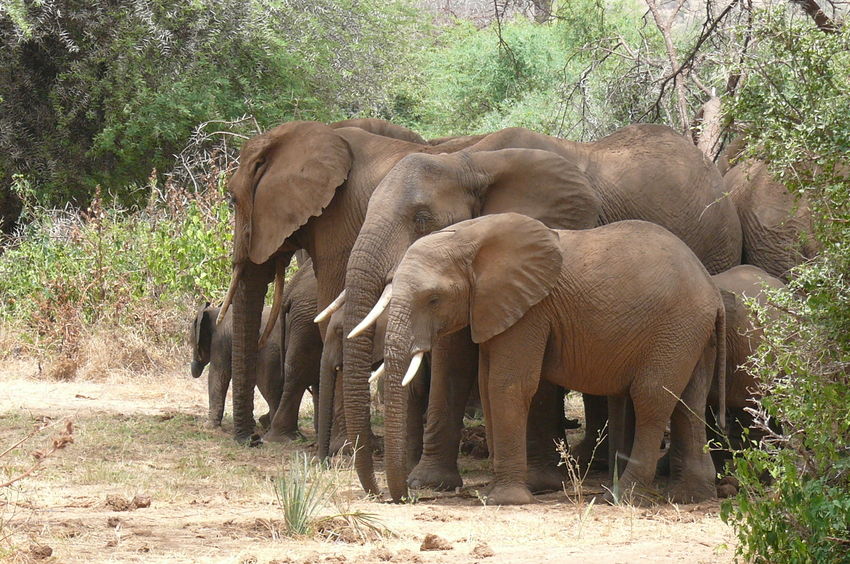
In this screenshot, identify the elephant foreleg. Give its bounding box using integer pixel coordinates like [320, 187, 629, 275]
[407, 328, 477, 491]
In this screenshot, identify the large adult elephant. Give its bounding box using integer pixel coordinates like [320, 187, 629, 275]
[341, 124, 742, 496]
[382, 214, 725, 504]
[725, 159, 818, 280]
[219, 120, 482, 478]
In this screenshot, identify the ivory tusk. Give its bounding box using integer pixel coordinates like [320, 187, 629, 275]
[401, 352, 424, 387]
[314, 290, 347, 323]
[369, 362, 385, 384]
[217, 263, 243, 326]
[348, 283, 392, 339]
[258, 260, 286, 349]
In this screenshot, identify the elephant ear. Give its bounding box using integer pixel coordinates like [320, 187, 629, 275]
[468, 148, 602, 230]
[455, 213, 563, 343]
[195, 306, 217, 360]
[250, 122, 353, 264]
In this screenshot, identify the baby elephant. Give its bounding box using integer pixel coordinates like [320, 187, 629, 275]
[381, 213, 725, 505]
[709, 264, 786, 469]
[190, 305, 283, 430]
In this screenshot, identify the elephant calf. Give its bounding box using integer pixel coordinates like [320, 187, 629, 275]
[710, 264, 786, 468]
[381, 213, 725, 506]
[190, 305, 283, 430]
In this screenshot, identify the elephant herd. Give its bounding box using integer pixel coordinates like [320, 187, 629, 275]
[187, 117, 812, 505]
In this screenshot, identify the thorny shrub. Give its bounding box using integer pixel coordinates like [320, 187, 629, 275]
[0, 173, 232, 378]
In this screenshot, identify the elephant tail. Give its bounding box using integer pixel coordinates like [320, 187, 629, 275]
[714, 300, 726, 433]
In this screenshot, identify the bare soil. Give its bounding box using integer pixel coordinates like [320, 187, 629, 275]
[0, 360, 736, 563]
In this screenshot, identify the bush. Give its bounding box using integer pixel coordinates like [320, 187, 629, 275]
[0, 0, 420, 222]
[719, 9, 850, 562]
[0, 177, 232, 363]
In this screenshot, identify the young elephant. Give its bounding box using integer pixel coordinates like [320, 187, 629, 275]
[381, 213, 725, 505]
[191, 305, 283, 430]
[710, 264, 786, 467]
[315, 307, 389, 459]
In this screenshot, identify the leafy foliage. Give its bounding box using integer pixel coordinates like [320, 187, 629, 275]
[0, 0, 418, 221]
[0, 177, 232, 351]
[719, 9, 850, 562]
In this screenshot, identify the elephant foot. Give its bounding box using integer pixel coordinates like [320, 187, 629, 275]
[602, 481, 660, 506]
[526, 462, 566, 493]
[407, 460, 463, 491]
[235, 432, 263, 447]
[262, 429, 302, 444]
[204, 420, 222, 430]
[666, 478, 717, 504]
[484, 483, 536, 506]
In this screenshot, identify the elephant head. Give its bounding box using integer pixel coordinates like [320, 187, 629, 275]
[341, 148, 599, 494]
[381, 213, 563, 501]
[190, 302, 214, 380]
[221, 121, 354, 444]
[190, 304, 232, 427]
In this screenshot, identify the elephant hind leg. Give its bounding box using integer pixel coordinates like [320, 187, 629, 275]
[666, 350, 717, 504]
[605, 375, 677, 506]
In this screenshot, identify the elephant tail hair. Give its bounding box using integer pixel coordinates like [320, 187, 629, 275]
[714, 301, 726, 433]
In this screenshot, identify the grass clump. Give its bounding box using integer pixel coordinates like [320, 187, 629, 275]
[274, 451, 388, 541]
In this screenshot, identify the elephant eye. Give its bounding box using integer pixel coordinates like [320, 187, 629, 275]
[413, 210, 434, 234]
[428, 294, 440, 307]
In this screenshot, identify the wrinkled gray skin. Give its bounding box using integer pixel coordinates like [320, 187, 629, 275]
[191, 306, 282, 430]
[225, 120, 484, 471]
[382, 214, 725, 505]
[726, 159, 819, 281]
[342, 124, 742, 496]
[316, 307, 388, 458]
[709, 264, 786, 468]
[262, 260, 324, 442]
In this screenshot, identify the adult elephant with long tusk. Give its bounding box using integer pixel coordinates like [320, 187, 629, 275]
[341, 124, 742, 497]
[220, 119, 484, 465]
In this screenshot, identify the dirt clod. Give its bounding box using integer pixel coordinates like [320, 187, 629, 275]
[28, 544, 53, 560]
[420, 533, 452, 551]
[132, 494, 152, 508]
[471, 542, 495, 558]
[106, 494, 132, 511]
[106, 516, 121, 527]
[105, 493, 151, 511]
[394, 549, 422, 562]
[367, 547, 393, 561]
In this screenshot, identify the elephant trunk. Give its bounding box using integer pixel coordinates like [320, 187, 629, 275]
[342, 251, 393, 495]
[317, 346, 337, 459]
[231, 261, 275, 443]
[383, 302, 416, 502]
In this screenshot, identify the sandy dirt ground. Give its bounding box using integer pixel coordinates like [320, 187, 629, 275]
[0, 360, 736, 563]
